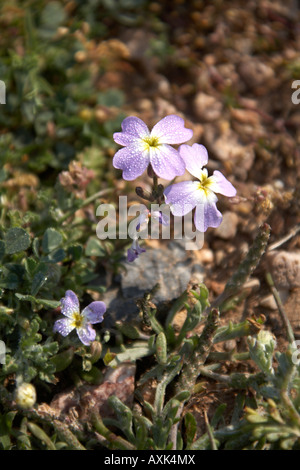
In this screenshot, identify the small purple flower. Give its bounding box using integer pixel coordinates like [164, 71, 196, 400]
[164, 143, 236, 232]
[127, 238, 146, 262]
[53, 290, 106, 346]
[113, 115, 193, 181]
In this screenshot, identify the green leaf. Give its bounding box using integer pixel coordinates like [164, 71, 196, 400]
[24, 257, 38, 276]
[97, 89, 125, 108]
[42, 248, 66, 263]
[156, 332, 168, 365]
[184, 412, 197, 448]
[108, 343, 154, 368]
[0, 417, 11, 450]
[42, 228, 63, 254]
[40, 1, 66, 31]
[27, 422, 56, 450]
[85, 238, 106, 257]
[0, 241, 5, 260]
[0, 264, 25, 290]
[107, 396, 135, 443]
[4, 228, 31, 254]
[67, 245, 83, 261]
[15, 293, 60, 309]
[31, 263, 61, 296]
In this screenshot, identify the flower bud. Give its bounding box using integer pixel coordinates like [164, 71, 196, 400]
[89, 341, 102, 364]
[135, 186, 154, 201]
[15, 383, 36, 409]
[147, 164, 157, 179]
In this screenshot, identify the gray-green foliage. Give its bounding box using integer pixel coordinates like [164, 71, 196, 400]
[1, 0, 300, 452]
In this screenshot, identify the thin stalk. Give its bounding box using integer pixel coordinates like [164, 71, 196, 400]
[204, 410, 218, 450]
[169, 309, 220, 449]
[59, 188, 114, 223]
[210, 223, 271, 312]
[91, 411, 136, 450]
[265, 272, 295, 344]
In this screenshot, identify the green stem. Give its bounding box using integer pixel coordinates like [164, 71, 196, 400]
[176, 308, 220, 394]
[169, 309, 220, 450]
[211, 223, 271, 312]
[91, 412, 136, 450]
[59, 188, 114, 224]
[265, 272, 295, 344]
[153, 173, 158, 193]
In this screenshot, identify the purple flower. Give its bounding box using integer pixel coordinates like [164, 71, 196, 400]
[113, 115, 193, 181]
[127, 238, 146, 262]
[53, 290, 106, 346]
[164, 143, 236, 232]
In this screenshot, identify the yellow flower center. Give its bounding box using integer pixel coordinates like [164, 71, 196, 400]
[196, 170, 213, 197]
[142, 135, 160, 151]
[71, 312, 84, 329]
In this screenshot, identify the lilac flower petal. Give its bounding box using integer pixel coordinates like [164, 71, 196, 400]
[151, 115, 193, 144]
[82, 302, 106, 324]
[194, 196, 222, 232]
[179, 143, 208, 179]
[113, 116, 150, 146]
[77, 324, 96, 346]
[53, 317, 74, 337]
[152, 211, 170, 226]
[207, 171, 237, 197]
[150, 144, 186, 180]
[164, 181, 202, 216]
[60, 290, 80, 318]
[113, 145, 150, 181]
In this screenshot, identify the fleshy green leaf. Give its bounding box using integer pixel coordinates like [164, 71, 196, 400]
[4, 228, 31, 254]
[42, 228, 63, 254]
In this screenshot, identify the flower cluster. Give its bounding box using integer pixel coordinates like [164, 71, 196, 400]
[113, 115, 236, 261]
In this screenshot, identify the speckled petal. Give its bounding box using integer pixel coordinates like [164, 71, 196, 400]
[113, 145, 150, 180]
[164, 181, 202, 216]
[77, 324, 96, 346]
[81, 301, 106, 324]
[179, 143, 208, 179]
[207, 171, 237, 197]
[151, 115, 193, 144]
[113, 116, 150, 146]
[150, 144, 186, 180]
[53, 317, 74, 337]
[60, 290, 80, 318]
[194, 195, 222, 232]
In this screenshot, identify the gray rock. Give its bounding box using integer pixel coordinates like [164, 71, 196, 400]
[102, 240, 204, 327]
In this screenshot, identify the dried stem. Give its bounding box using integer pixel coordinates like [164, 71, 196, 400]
[265, 272, 295, 344]
[211, 223, 271, 312]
